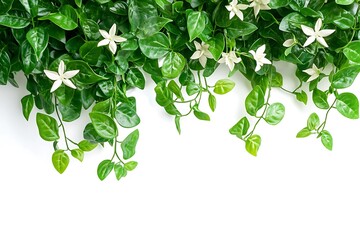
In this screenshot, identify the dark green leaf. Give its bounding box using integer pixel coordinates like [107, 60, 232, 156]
[161, 52, 186, 79]
[97, 160, 114, 181]
[21, 95, 34, 121]
[331, 65, 360, 89]
[0, 15, 30, 29]
[187, 10, 206, 41]
[126, 68, 145, 90]
[312, 89, 329, 109]
[39, 13, 78, 30]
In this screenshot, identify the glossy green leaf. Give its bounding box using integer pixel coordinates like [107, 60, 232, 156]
[19, 0, 38, 17]
[155, 81, 173, 107]
[79, 41, 102, 66]
[115, 98, 141, 128]
[89, 112, 118, 139]
[295, 91, 308, 105]
[214, 79, 235, 95]
[0, 0, 14, 14]
[229, 117, 250, 138]
[36, 113, 60, 141]
[39, 13, 78, 30]
[26, 27, 49, 60]
[312, 89, 329, 109]
[161, 52, 186, 79]
[320, 130, 333, 150]
[193, 105, 210, 121]
[335, 0, 354, 5]
[296, 127, 312, 138]
[0, 49, 10, 85]
[114, 163, 125, 180]
[265, 103, 285, 125]
[137, 16, 172, 39]
[343, 41, 360, 63]
[71, 149, 84, 162]
[121, 129, 139, 160]
[21, 95, 34, 121]
[78, 140, 97, 152]
[139, 32, 170, 59]
[226, 21, 258, 39]
[67, 60, 107, 85]
[52, 150, 70, 174]
[245, 135, 261, 156]
[21, 41, 37, 74]
[245, 86, 265, 116]
[331, 65, 360, 89]
[336, 93, 359, 119]
[187, 10, 206, 41]
[124, 161, 138, 171]
[207, 33, 224, 61]
[307, 113, 320, 130]
[208, 94, 216, 112]
[0, 15, 30, 29]
[126, 68, 145, 90]
[97, 160, 114, 181]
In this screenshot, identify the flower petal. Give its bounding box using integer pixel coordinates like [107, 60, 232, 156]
[109, 41, 117, 55]
[303, 68, 316, 76]
[257, 44, 266, 55]
[63, 79, 77, 89]
[218, 57, 226, 64]
[235, 10, 244, 21]
[283, 39, 294, 47]
[227, 60, 235, 72]
[318, 29, 335, 37]
[203, 50, 213, 59]
[190, 50, 202, 59]
[316, 36, 329, 48]
[225, 5, 232, 11]
[229, 11, 235, 19]
[99, 30, 110, 39]
[237, 4, 249, 10]
[262, 58, 271, 65]
[253, 5, 260, 17]
[249, 50, 256, 58]
[199, 56, 207, 68]
[109, 23, 117, 37]
[308, 73, 319, 82]
[194, 41, 201, 50]
[113, 36, 127, 43]
[58, 60, 65, 75]
[303, 36, 316, 47]
[50, 80, 62, 93]
[97, 39, 110, 47]
[44, 70, 60, 81]
[260, 4, 271, 10]
[63, 70, 80, 79]
[301, 25, 315, 36]
[255, 63, 261, 72]
[315, 18, 322, 32]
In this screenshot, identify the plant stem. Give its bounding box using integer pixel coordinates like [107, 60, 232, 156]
[317, 99, 337, 133]
[55, 98, 70, 151]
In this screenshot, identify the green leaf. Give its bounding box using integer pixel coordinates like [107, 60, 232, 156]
[97, 160, 114, 181]
[245, 86, 265, 116]
[336, 92, 359, 119]
[78, 140, 97, 152]
[21, 95, 34, 121]
[71, 149, 84, 162]
[245, 135, 261, 156]
[312, 89, 329, 109]
[307, 113, 320, 130]
[36, 113, 60, 141]
[296, 127, 312, 138]
[186, 10, 206, 41]
[295, 90, 308, 105]
[0, 15, 30, 29]
[0, 49, 10, 85]
[161, 52, 186, 79]
[52, 150, 70, 174]
[229, 117, 250, 138]
[155, 81, 173, 107]
[67, 60, 107, 85]
[175, 116, 181, 134]
[331, 65, 360, 89]
[89, 112, 118, 139]
[213, 79, 235, 95]
[343, 41, 360, 63]
[207, 33, 224, 61]
[168, 80, 183, 101]
[137, 16, 172, 39]
[21, 41, 37, 74]
[114, 163, 125, 180]
[58, 92, 82, 122]
[265, 103, 285, 125]
[79, 41, 102, 66]
[139, 32, 170, 59]
[124, 161, 138, 171]
[19, 0, 38, 17]
[26, 25, 48, 63]
[115, 98, 141, 128]
[208, 94, 216, 112]
[121, 129, 139, 160]
[0, 0, 14, 14]
[128, 0, 158, 32]
[335, 0, 354, 5]
[193, 105, 210, 121]
[126, 68, 145, 90]
[186, 82, 201, 96]
[39, 13, 78, 30]
[226, 20, 258, 39]
[320, 130, 333, 150]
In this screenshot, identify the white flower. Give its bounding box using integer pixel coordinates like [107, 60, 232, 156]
[218, 51, 242, 71]
[98, 23, 127, 55]
[225, 0, 249, 21]
[283, 38, 296, 47]
[303, 64, 322, 81]
[44, 60, 79, 93]
[249, 0, 271, 17]
[190, 41, 213, 68]
[301, 18, 335, 48]
[249, 44, 271, 72]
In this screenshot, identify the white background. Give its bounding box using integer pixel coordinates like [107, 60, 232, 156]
[1, 63, 360, 240]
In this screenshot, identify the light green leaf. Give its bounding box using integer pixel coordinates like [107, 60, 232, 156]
[245, 135, 261, 156]
[78, 140, 98, 152]
[124, 161, 138, 171]
[307, 113, 320, 130]
[229, 117, 250, 138]
[214, 79, 235, 95]
[343, 41, 360, 63]
[331, 65, 360, 89]
[336, 92, 359, 119]
[265, 103, 285, 125]
[89, 112, 118, 139]
[296, 127, 312, 138]
[71, 149, 84, 162]
[161, 52, 186, 79]
[52, 150, 70, 174]
[36, 113, 60, 141]
[245, 86, 265, 116]
[97, 160, 114, 181]
[320, 130, 333, 150]
[121, 129, 139, 160]
[187, 10, 206, 41]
